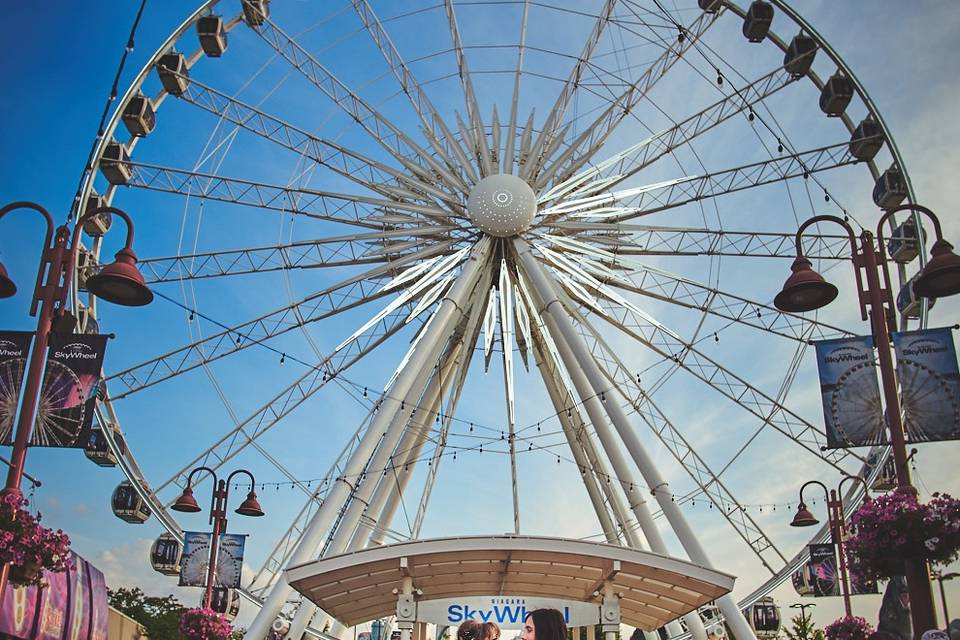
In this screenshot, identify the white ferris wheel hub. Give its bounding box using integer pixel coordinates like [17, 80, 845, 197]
[466, 174, 537, 237]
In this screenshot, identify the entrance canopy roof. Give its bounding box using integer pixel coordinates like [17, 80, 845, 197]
[285, 535, 734, 630]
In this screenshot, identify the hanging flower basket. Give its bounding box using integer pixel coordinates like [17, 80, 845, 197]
[845, 487, 960, 582]
[179, 607, 234, 640]
[825, 616, 873, 640]
[0, 491, 72, 587]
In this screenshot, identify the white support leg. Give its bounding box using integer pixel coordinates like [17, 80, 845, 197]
[348, 343, 463, 550]
[531, 330, 628, 545]
[515, 240, 756, 640]
[246, 239, 492, 640]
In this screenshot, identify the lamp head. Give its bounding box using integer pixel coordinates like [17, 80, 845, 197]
[774, 256, 838, 312]
[913, 239, 960, 298]
[85, 247, 154, 306]
[171, 486, 201, 513]
[235, 490, 264, 517]
[790, 503, 819, 527]
[0, 261, 15, 299]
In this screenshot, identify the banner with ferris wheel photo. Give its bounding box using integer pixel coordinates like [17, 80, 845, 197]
[34, 333, 108, 448]
[892, 327, 960, 443]
[0, 331, 34, 446]
[814, 335, 885, 448]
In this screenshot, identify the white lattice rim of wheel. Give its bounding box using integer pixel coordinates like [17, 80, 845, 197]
[71, 1, 926, 637]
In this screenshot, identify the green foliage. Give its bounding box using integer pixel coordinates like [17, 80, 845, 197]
[784, 612, 825, 640]
[108, 587, 186, 640]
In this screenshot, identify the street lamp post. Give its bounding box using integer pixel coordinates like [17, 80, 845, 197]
[789, 603, 817, 640]
[932, 572, 958, 630]
[171, 467, 264, 609]
[774, 204, 960, 638]
[0, 200, 153, 602]
[790, 477, 869, 617]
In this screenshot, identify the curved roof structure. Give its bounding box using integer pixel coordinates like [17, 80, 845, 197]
[285, 536, 735, 630]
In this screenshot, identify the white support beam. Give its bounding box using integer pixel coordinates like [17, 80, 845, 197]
[246, 238, 492, 640]
[515, 239, 757, 640]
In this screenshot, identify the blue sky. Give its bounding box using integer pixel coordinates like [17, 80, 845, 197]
[1, 0, 959, 634]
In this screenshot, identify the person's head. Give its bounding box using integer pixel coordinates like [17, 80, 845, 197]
[481, 622, 501, 640]
[521, 609, 567, 640]
[458, 621, 484, 640]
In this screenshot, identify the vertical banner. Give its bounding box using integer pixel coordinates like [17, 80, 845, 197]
[848, 571, 878, 596]
[180, 532, 213, 587]
[0, 331, 35, 445]
[892, 327, 960, 443]
[179, 532, 247, 588]
[808, 543, 840, 597]
[814, 336, 886, 448]
[31, 333, 108, 448]
[215, 533, 247, 588]
[1, 551, 107, 640]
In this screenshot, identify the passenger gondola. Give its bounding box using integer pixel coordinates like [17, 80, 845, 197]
[112, 480, 151, 523]
[150, 533, 183, 576]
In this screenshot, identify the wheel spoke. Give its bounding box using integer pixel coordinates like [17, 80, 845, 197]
[547, 221, 853, 259]
[135, 228, 455, 284]
[538, 138, 872, 225]
[538, 8, 724, 183]
[443, 0, 492, 177]
[523, 0, 618, 182]
[503, 1, 530, 175]
[175, 73, 460, 210]
[105, 242, 457, 397]
[250, 15, 463, 196]
[538, 64, 800, 194]
[534, 245, 864, 469]
[350, 0, 473, 187]
[123, 161, 459, 229]
[536, 234, 852, 342]
[572, 312, 788, 573]
[153, 297, 422, 499]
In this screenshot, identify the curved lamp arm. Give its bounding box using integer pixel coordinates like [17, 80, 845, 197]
[72, 206, 137, 250]
[66, 206, 138, 291]
[837, 474, 869, 500]
[0, 202, 56, 304]
[0, 201, 55, 249]
[798, 479, 830, 507]
[795, 214, 859, 258]
[184, 465, 218, 491]
[877, 203, 943, 244]
[225, 468, 256, 492]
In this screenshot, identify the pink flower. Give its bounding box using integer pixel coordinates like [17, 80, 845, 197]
[179, 607, 233, 640]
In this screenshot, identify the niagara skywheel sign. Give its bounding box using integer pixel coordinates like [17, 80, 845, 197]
[67, 1, 932, 639]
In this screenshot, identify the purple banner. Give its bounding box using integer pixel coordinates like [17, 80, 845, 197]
[0, 579, 39, 639]
[0, 330, 35, 446]
[892, 327, 960, 443]
[0, 551, 107, 640]
[32, 333, 108, 448]
[36, 563, 69, 640]
[89, 563, 109, 640]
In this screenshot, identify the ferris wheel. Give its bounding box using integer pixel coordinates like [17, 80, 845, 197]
[70, 0, 929, 638]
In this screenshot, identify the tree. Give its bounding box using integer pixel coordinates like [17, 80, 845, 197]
[784, 612, 825, 640]
[108, 587, 185, 640]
